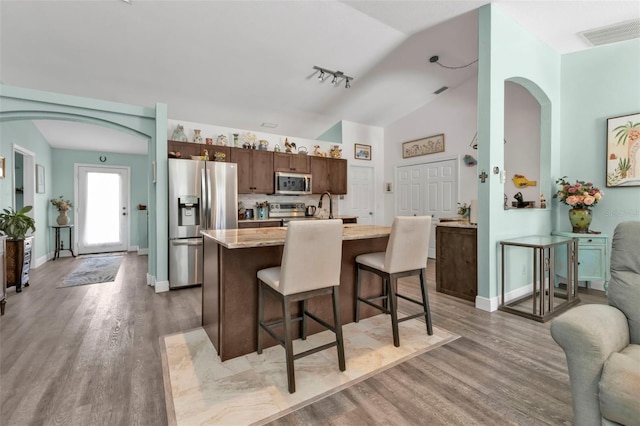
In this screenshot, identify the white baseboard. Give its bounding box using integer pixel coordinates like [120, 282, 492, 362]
[33, 254, 50, 269]
[475, 283, 534, 312]
[155, 280, 170, 293]
[137, 248, 148, 255]
[146, 273, 154, 286]
[128, 245, 139, 252]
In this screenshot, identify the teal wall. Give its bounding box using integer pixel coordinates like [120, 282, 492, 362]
[559, 39, 640, 237]
[316, 121, 343, 144]
[0, 120, 54, 262]
[51, 149, 149, 249]
[477, 5, 561, 302]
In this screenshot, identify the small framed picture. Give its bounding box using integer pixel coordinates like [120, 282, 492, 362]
[36, 164, 45, 193]
[354, 143, 371, 160]
[0, 156, 5, 179]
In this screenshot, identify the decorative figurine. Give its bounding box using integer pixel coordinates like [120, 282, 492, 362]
[171, 124, 188, 142]
[205, 138, 213, 145]
[284, 138, 296, 153]
[329, 145, 342, 158]
[512, 174, 537, 187]
[216, 134, 228, 146]
[540, 194, 547, 209]
[313, 145, 326, 157]
[258, 140, 269, 151]
[274, 144, 281, 152]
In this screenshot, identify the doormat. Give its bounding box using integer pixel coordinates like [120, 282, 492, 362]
[59, 255, 124, 288]
[161, 315, 459, 425]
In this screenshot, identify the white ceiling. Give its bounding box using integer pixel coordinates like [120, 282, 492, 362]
[1, 1, 639, 155]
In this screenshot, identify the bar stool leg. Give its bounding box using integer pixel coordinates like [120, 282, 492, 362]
[301, 299, 308, 340]
[332, 287, 346, 371]
[387, 275, 400, 347]
[257, 281, 264, 354]
[355, 264, 362, 322]
[282, 296, 295, 393]
[419, 268, 433, 335]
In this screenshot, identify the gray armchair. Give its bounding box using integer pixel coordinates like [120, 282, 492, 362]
[551, 221, 640, 426]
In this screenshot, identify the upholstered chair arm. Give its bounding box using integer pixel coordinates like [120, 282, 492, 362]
[550, 304, 630, 426]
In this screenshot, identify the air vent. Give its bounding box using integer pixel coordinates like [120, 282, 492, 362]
[580, 18, 640, 46]
[434, 86, 448, 95]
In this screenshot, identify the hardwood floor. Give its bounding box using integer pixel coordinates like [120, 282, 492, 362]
[0, 255, 606, 425]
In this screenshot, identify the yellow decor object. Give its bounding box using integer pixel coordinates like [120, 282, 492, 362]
[329, 145, 342, 158]
[512, 174, 537, 187]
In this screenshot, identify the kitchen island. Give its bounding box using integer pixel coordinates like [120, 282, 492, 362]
[201, 225, 391, 361]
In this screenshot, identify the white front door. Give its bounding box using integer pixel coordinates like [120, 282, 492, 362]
[348, 165, 375, 224]
[76, 165, 129, 254]
[396, 158, 457, 258]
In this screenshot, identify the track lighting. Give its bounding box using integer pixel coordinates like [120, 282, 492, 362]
[312, 65, 354, 89]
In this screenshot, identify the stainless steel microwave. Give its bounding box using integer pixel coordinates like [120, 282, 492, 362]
[274, 171, 312, 195]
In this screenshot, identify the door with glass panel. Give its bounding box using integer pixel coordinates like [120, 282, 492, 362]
[76, 165, 129, 254]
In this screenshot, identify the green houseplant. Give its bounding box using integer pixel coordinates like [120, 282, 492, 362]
[0, 206, 36, 293]
[0, 206, 36, 240]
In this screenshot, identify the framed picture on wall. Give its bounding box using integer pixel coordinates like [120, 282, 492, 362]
[0, 156, 5, 179]
[606, 112, 640, 187]
[36, 164, 45, 193]
[402, 133, 445, 159]
[354, 143, 371, 160]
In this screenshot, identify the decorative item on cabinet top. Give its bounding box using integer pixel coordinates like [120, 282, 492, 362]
[171, 124, 188, 142]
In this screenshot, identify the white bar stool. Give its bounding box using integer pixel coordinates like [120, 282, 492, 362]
[257, 219, 345, 393]
[355, 216, 433, 347]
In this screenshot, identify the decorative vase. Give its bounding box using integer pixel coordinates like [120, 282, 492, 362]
[233, 133, 239, 147]
[568, 208, 592, 233]
[57, 210, 70, 226]
[193, 129, 203, 144]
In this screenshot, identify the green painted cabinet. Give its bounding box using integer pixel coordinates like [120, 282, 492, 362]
[552, 231, 609, 290]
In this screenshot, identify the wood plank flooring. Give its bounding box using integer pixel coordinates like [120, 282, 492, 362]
[0, 254, 606, 425]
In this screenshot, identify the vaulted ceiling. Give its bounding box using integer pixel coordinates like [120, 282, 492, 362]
[1, 1, 638, 154]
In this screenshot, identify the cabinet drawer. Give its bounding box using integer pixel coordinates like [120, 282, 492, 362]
[575, 236, 607, 246]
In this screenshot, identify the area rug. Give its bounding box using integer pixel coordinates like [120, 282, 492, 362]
[59, 254, 124, 288]
[160, 315, 459, 425]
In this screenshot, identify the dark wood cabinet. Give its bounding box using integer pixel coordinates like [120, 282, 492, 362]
[5, 237, 33, 293]
[273, 152, 310, 173]
[1, 236, 6, 315]
[238, 220, 282, 229]
[436, 225, 477, 302]
[310, 157, 347, 194]
[230, 148, 274, 194]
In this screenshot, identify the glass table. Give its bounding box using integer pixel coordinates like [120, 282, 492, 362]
[499, 235, 579, 322]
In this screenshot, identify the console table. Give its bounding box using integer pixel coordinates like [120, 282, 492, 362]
[552, 231, 609, 292]
[499, 235, 579, 322]
[51, 225, 76, 260]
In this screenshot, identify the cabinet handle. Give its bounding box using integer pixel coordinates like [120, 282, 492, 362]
[588, 239, 593, 242]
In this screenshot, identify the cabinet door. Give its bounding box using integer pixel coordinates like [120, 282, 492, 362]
[273, 153, 292, 172]
[289, 155, 310, 173]
[251, 150, 274, 194]
[327, 158, 347, 194]
[435, 227, 477, 301]
[310, 157, 328, 194]
[230, 148, 253, 193]
[555, 243, 607, 281]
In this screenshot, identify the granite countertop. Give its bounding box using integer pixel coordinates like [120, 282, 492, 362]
[437, 221, 477, 229]
[202, 224, 390, 249]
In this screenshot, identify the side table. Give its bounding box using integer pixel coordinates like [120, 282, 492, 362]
[552, 231, 609, 292]
[499, 235, 580, 322]
[51, 225, 76, 260]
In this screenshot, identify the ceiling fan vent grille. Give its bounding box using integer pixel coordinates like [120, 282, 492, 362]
[580, 18, 640, 46]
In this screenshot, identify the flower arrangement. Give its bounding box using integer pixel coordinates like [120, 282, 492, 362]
[457, 202, 470, 217]
[242, 132, 257, 145]
[554, 177, 603, 209]
[50, 196, 73, 212]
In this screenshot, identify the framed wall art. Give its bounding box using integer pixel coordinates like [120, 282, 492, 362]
[402, 133, 445, 159]
[0, 156, 5, 179]
[36, 164, 45, 193]
[607, 112, 640, 187]
[354, 143, 371, 160]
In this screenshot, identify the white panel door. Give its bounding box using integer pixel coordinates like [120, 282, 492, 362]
[348, 165, 375, 224]
[76, 165, 130, 254]
[396, 165, 424, 216]
[397, 159, 457, 258]
[424, 160, 457, 258]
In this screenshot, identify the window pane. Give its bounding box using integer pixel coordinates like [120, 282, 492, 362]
[85, 172, 120, 245]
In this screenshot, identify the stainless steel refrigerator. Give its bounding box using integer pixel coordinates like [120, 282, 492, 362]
[168, 159, 237, 288]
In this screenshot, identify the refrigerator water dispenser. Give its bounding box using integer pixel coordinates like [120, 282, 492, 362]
[178, 196, 200, 226]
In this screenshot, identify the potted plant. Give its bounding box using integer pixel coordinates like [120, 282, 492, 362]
[0, 206, 36, 293]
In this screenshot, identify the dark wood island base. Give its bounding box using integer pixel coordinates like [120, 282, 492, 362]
[202, 227, 390, 361]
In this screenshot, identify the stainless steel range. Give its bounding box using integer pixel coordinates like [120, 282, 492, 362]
[269, 202, 318, 226]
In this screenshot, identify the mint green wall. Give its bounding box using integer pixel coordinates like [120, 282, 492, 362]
[559, 39, 640, 237]
[0, 120, 54, 262]
[51, 149, 149, 249]
[477, 5, 561, 302]
[316, 121, 343, 143]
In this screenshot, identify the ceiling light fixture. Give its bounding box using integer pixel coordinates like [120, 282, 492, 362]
[429, 55, 478, 70]
[312, 66, 353, 89]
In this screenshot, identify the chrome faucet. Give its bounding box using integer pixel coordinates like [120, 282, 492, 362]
[318, 192, 334, 219]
